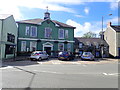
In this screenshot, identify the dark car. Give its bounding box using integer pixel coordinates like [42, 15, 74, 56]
[58, 51, 74, 60]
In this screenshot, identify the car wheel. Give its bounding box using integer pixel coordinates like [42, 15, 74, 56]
[81, 58, 84, 61]
[38, 57, 42, 61]
[72, 57, 74, 60]
[47, 57, 49, 60]
[30, 58, 33, 61]
[67, 58, 70, 61]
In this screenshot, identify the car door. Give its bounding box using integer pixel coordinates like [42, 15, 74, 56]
[43, 52, 47, 59]
[40, 52, 44, 59]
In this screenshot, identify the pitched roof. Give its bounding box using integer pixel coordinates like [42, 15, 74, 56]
[0, 14, 12, 20]
[16, 18, 75, 28]
[74, 37, 109, 46]
[111, 25, 120, 32]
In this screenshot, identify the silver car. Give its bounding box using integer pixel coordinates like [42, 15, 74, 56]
[30, 51, 49, 61]
[81, 52, 94, 60]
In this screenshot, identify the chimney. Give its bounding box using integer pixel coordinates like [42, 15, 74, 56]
[107, 22, 112, 27]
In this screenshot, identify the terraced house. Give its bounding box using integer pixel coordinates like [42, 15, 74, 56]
[17, 11, 75, 56]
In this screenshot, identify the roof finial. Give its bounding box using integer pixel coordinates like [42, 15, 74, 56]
[46, 6, 48, 12]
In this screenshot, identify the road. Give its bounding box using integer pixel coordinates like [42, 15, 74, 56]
[0, 58, 119, 89]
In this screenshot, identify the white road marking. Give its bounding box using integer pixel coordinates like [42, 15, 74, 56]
[33, 70, 63, 74]
[33, 70, 105, 75]
[103, 73, 119, 76]
[0, 66, 13, 69]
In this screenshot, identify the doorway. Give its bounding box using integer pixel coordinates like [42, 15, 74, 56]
[44, 47, 51, 55]
[43, 42, 53, 56]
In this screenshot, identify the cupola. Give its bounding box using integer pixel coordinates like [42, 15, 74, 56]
[44, 6, 50, 20]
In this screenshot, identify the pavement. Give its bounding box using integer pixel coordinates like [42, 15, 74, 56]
[1, 57, 119, 66]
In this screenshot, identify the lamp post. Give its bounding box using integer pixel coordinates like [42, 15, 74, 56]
[101, 14, 112, 59]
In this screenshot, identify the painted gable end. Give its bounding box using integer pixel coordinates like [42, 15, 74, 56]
[104, 26, 116, 57]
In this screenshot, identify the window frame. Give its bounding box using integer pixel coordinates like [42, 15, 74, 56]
[30, 26, 37, 37]
[25, 26, 30, 35]
[58, 43, 64, 51]
[30, 41, 37, 51]
[65, 30, 68, 38]
[7, 33, 15, 43]
[67, 43, 71, 51]
[79, 43, 83, 48]
[44, 27, 52, 38]
[21, 41, 26, 52]
[58, 29, 64, 39]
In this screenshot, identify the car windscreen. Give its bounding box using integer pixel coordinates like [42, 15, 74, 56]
[58, 52, 68, 55]
[32, 52, 43, 55]
[83, 52, 90, 55]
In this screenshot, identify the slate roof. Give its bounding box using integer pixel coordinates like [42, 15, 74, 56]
[0, 14, 12, 20]
[111, 25, 120, 32]
[74, 37, 109, 46]
[16, 18, 75, 28]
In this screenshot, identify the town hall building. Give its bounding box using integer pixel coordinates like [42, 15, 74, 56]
[17, 10, 75, 57]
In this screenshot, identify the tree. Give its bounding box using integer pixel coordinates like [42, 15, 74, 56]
[82, 31, 96, 38]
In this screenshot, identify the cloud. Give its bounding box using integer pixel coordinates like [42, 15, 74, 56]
[0, 0, 118, 20]
[81, 0, 118, 2]
[106, 16, 118, 25]
[45, 0, 83, 5]
[0, 0, 77, 20]
[66, 17, 118, 37]
[75, 14, 84, 18]
[84, 7, 89, 14]
[66, 19, 92, 37]
[0, 0, 23, 20]
[110, 2, 118, 10]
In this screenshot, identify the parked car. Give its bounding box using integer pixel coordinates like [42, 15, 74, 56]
[58, 51, 74, 60]
[30, 51, 49, 61]
[81, 52, 94, 60]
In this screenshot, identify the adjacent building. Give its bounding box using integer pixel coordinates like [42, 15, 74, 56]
[17, 11, 75, 57]
[0, 14, 18, 59]
[104, 22, 120, 58]
[74, 37, 109, 58]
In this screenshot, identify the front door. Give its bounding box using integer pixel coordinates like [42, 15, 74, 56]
[44, 47, 51, 55]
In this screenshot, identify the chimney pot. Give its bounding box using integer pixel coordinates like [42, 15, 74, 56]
[107, 22, 112, 27]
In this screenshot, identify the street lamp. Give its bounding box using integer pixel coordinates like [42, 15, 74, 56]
[101, 14, 112, 59]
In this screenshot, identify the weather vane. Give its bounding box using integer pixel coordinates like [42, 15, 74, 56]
[46, 6, 48, 12]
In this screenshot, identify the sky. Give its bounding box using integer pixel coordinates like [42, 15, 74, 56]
[0, 0, 119, 37]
